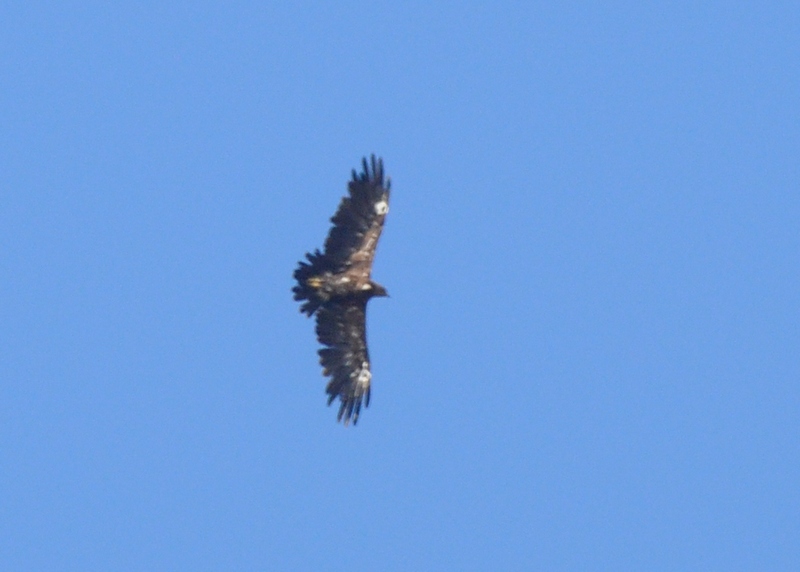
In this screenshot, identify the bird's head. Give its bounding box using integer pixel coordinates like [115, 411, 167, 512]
[370, 281, 389, 298]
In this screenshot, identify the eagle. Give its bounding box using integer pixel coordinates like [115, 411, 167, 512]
[292, 155, 391, 425]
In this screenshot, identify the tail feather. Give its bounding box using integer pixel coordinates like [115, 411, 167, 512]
[292, 250, 327, 316]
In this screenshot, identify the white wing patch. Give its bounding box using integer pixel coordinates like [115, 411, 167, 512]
[374, 199, 389, 215]
[353, 361, 372, 386]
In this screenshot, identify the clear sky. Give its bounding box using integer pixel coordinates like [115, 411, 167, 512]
[2, 2, 798, 570]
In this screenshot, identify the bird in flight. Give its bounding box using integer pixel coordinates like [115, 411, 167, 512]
[292, 155, 391, 425]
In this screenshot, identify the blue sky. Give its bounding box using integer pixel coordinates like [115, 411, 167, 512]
[1, 2, 798, 570]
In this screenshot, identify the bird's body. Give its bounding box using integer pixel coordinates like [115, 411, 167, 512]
[292, 156, 390, 425]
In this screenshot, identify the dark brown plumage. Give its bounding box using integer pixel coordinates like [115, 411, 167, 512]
[292, 156, 390, 425]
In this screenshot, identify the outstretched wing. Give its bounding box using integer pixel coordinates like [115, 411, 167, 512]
[292, 155, 390, 316]
[315, 299, 372, 425]
[323, 154, 391, 275]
